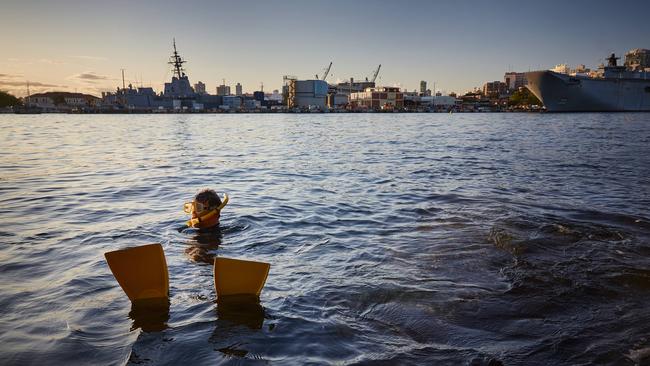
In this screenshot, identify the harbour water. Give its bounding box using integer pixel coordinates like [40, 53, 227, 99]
[1, 113, 649, 365]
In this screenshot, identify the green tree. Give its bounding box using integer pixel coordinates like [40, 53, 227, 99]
[0, 91, 22, 107]
[508, 88, 541, 106]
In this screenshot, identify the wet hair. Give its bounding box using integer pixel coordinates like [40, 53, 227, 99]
[194, 189, 222, 210]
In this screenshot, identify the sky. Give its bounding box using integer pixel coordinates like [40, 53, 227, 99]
[1, 0, 649, 97]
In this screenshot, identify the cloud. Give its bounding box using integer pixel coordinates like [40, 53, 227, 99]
[38, 59, 68, 65]
[70, 71, 114, 84]
[0, 80, 61, 87]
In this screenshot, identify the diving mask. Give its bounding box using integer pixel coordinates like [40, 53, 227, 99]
[184, 193, 229, 228]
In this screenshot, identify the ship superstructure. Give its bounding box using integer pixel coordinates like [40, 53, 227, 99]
[163, 39, 196, 98]
[526, 49, 650, 112]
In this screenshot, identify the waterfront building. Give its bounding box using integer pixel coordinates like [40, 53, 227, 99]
[334, 78, 376, 95]
[483, 81, 508, 97]
[267, 90, 283, 103]
[220, 95, 241, 110]
[253, 91, 264, 102]
[243, 99, 261, 110]
[286, 79, 328, 109]
[504, 72, 527, 90]
[194, 81, 206, 95]
[551, 64, 571, 74]
[420, 95, 459, 108]
[235, 83, 243, 96]
[349, 86, 404, 110]
[216, 83, 231, 96]
[327, 93, 348, 108]
[26, 92, 99, 111]
[24, 94, 55, 109]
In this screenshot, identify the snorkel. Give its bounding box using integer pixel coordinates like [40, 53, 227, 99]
[186, 193, 229, 228]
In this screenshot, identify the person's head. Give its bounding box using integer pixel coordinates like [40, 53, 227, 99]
[185, 189, 223, 229]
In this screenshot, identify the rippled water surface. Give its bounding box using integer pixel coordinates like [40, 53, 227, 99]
[1, 113, 649, 365]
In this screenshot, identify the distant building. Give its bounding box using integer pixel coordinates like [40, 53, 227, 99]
[216, 83, 231, 96]
[253, 91, 264, 102]
[220, 95, 241, 110]
[24, 94, 54, 109]
[551, 64, 571, 74]
[194, 81, 206, 95]
[420, 95, 459, 108]
[327, 93, 348, 108]
[504, 72, 527, 90]
[350, 86, 404, 110]
[267, 90, 283, 103]
[419, 80, 427, 96]
[286, 79, 328, 109]
[483, 81, 508, 97]
[625, 48, 650, 70]
[27, 92, 99, 111]
[235, 83, 243, 96]
[334, 78, 375, 95]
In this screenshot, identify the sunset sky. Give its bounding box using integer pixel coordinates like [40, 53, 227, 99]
[1, 0, 648, 97]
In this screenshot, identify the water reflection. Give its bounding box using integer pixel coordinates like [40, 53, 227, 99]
[210, 295, 266, 358]
[128, 300, 170, 333]
[184, 227, 223, 264]
[216, 295, 265, 330]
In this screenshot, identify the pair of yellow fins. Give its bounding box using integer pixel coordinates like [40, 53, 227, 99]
[105, 243, 270, 306]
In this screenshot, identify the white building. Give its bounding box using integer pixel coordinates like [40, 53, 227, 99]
[504, 72, 527, 90]
[235, 83, 243, 96]
[421, 95, 458, 107]
[551, 64, 571, 74]
[25, 95, 54, 108]
[64, 96, 87, 106]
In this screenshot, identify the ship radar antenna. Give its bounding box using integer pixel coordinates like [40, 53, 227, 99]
[168, 38, 187, 79]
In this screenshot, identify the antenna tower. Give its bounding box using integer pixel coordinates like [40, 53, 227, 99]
[168, 38, 187, 78]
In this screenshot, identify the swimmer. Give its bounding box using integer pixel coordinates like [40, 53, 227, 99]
[105, 188, 270, 308]
[183, 189, 229, 229]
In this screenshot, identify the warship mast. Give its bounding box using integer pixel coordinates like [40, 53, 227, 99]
[168, 38, 187, 79]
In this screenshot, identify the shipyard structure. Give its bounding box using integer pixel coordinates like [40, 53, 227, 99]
[92, 41, 463, 112]
[100, 40, 281, 112]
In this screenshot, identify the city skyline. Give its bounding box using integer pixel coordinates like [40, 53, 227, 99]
[1, 0, 649, 97]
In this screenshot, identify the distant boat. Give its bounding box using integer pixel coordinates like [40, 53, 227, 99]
[526, 51, 650, 112]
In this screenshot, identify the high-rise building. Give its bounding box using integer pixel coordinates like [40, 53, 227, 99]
[504, 72, 527, 90]
[235, 83, 243, 96]
[194, 81, 206, 94]
[419, 81, 427, 96]
[216, 82, 231, 96]
[483, 81, 508, 96]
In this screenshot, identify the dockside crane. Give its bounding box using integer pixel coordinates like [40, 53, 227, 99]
[315, 62, 333, 81]
[369, 64, 381, 83]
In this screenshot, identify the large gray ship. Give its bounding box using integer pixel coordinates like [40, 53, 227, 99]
[526, 49, 650, 112]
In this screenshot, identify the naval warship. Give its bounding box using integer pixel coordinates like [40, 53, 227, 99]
[526, 51, 650, 112]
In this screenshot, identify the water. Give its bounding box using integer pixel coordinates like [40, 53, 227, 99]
[1, 113, 649, 365]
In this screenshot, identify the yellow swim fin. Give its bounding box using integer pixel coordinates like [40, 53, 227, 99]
[105, 243, 169, 306]
[213, 257, 270, 298]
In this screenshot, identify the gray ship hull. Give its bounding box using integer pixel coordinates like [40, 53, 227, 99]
[525, 70, 650, 112]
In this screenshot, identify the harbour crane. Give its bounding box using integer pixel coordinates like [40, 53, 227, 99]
[370, 64, 381, 83]
[315, 62, 333, 81]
